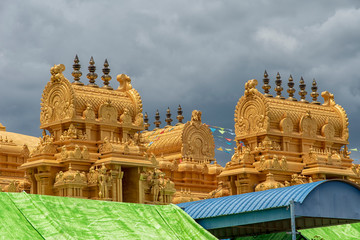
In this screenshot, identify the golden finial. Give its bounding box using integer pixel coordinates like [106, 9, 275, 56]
[262, 70, 272, 97]
[101, 59, 113, 90]
[274, 72, 284, 99]
[287, 74, 297, 101]
[144, 112, 150, 130]
[87, 56, 98, 87]
[72, 55, 83, 85]
[165, 107, 173, 126]
[154, 110, 161, 128]
[298, 77, 308, 103]
[310, 78, 320, 105]
[177, 105, 184, 124]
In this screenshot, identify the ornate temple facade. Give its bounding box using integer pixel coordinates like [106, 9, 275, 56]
[2, 59, 360, 203]
[0, 123, 39, 192]
[19, 56, 175, 204]
[142, 108, 222, 203]
[216, 72, 360, 196]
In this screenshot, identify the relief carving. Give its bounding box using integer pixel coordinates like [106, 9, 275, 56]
[60, 145, 90, 160]
[120, 108, 132, 125]
[83, 104, 96, 120]
[321, 118, 335, 139]
[235, 97, 268, 136]
[60, 124, 87, 141]
[98, 163, 113, 199]
[139, 168, 176, 204]
[300, 111, 317, 137]
[257, 155, 288, 171]
[279, 113, 293, 134]
[31, 133, 57, 157]
[134, 113, 144, 127]
[99, 100, 118, 123]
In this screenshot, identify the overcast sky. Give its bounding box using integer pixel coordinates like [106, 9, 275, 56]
[1, 0, 360, 162]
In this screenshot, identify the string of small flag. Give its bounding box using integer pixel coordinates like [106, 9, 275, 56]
[207, 125, 237, 154]
[146, 127, 175, 147]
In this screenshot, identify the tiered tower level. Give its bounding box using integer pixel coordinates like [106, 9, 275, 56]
[20, 57, 175, 204]
[142, 109, 222, 203]
[217, 72, 359, 195]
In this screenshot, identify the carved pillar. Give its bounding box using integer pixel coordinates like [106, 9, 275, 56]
[35, 172, 53, 195]
[111, 165, 124, 202]
[27, 169, 37, 194]
[282, 137, 291, 152]
[234, 179, 241, 195]
[122, 127, 131, 143]
[85, 123, 95, 141]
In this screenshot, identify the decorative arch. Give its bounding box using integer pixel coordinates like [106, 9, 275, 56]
[40, 76, 74, 125]
[234, 92, 268, 136]
[333, 104, 349, 141]
[279, 113, 293, 134]
[181, 121, 215, 161]
[98, 100, 118, 123]
[299, 112, 317, 137]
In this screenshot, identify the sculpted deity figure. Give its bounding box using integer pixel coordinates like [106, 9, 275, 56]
[191, 110, 202, 123]
[120, 108, 132, 125]
[83, 104, 95, 120]
[98, 163, 111, 199]
[152, 171, 161, 202]
[134, 113, 144, 127]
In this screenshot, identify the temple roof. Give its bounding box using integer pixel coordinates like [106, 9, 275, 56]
[234, 78, 349, 144]
[39, 63, 144, 130]
[0, 125, 40, 151]
[142, 110, 215, 161]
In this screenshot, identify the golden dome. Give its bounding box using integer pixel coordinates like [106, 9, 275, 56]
[255, 173, 285, 192]
[54, 165, 87, 187]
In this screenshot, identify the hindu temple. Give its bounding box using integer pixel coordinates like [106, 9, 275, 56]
[142, 107, 222, 203]
[19, 56, 176, 204]
[215, 71, 360, 196]
[1, 56, 360, 208]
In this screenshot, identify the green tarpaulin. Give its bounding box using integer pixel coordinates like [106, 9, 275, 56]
[0, 192, 216, 240]
[236, 222, 360, 240]
[300, 223, 360, 240]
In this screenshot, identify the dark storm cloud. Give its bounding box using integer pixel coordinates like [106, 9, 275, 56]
[1, 0, 360, 161]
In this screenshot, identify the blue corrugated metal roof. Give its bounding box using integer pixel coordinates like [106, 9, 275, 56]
[178, 181, 325, 219]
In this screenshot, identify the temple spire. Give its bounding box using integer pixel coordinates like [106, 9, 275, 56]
[144, 112, 150, 130]
[262, 70, 272, 97]
[101, 59, 113, 90]
[275, 72, 285, 99]
[72, 55, 83, 85]
[154, 110, 161, 128]
[310, 78, 320, 105]
[165, 107, 173, 126]
[177, 105, 184, 124]
[87, 56, 98, 87]
[298, 77, 308, 103]
[287, 75, 297, 101]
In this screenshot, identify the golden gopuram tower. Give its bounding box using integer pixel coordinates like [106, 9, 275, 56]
[20, 56, 175, 204]
[142, 107, 222, 203]
[217, 72, 360, 196]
